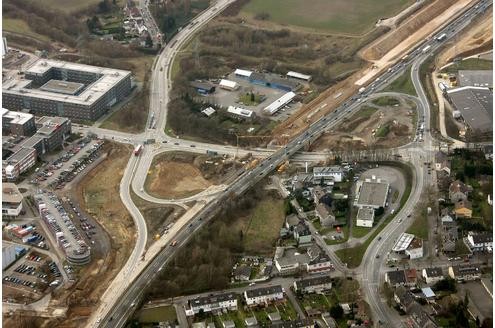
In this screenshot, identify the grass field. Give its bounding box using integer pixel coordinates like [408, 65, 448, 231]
[243, 198, 285, 254]
[40, 0, 102, 13]
[405, 211, 428, 240]
[138, 305, 177, 323]
[3, 18, 50, 41]
[383, 66, 417, 96]
[241, 0, 413, 35]
[441, 58, 493, 73]
[372, 96, 400, 107]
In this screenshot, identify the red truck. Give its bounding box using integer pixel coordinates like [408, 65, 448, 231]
[134, 144, 143, 156]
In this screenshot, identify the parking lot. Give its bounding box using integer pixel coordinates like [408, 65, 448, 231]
[30, 137, 104, 189]
[203, 73, 302, 120]
[2, 246, 63, 303]
[34, 191, 91, 265]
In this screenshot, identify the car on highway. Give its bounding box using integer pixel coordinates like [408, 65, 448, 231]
[190, 144, 196, 147]
[174, 143, 179, 145]
[376, 255, 380, 258]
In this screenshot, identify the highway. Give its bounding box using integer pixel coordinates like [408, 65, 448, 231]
[86, 0, 491, 327]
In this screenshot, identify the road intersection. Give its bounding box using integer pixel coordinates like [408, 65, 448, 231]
[82, 1, 491, 327]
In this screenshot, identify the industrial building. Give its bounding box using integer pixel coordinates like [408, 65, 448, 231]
[457, 70, 493, 88]
[354, 177, 389, 209]
[356, 207, 375, 228]
[3, 59, 132, 121]
[287, 71, 312, 82]
[227, 106, 255, 120]
[2, 183, 23, 217]
[312, 166, 343, 183]
[219, 79, 238, 91]
[264, 91, 296, 115]
[2, 108, 36, 136]
[2, 114, 71, 181]
[234, 68, 300, 91]
[445, 86, 493, 133]
[190, 80, 216, 95]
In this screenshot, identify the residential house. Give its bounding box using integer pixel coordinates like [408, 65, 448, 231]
[268, 312, 282, 323]
[185, 292, 238, 316]
[449, 180, 471, 203]
[448, 265, 481, 282]
[293, 222, 312, 247]
[394, 286, 415, 313]
[274, 247, 310, 275]
[245, 317, 258, 327]
[454, 200, 472, 218]
[315, 203, 335, 228]
[422, 267, 444, 285]
[307, 254, 333, 274]
[222, 320, 235, 328]
[405, 302, 438, 328]
[405, 269, 418, 286]
[234, 265, 252, 281]
[434, 152, 451, 175]
[385, 270, 407, 287]
[285, 214, 300, 231]
[312, 186, 326, 204]
[465, 231, 493, 252]
[244, 285, 284, 306]
[294, 275, 332, 294]
[269, 319, 316, 328]
[313, 166, 343, 184]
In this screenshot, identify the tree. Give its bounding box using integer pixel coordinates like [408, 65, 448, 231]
[145, 33, 153, 48]
[330, 304, 344, 319]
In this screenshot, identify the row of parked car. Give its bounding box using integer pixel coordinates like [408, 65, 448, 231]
[49, 140, 104, 189]
[66, 198, 97, 242]
[3, 276, 37, 289]
[26, 254, 42, 262]
[48, 261, 62, 278]
[14, 264, 37, 276]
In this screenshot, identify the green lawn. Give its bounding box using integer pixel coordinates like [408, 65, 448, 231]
[352, 225, 372, 238]
[375, 124, 390, 138]
[355, 106, 378, 119]
[372, 96, 400, 107]
[238, 93, 265, 106]
[241, 0, 413, 35]
[325, 225, 349, 245]
[3, 18, 50, 41]
[138, 305, 177, 323]
[383, 66, 417, 96]
[243, 199, 285, 254]
[405, 211, 428, 240]
[40, 0, 102, 13]
[336, 162, 413, 268]
[441, 58, 493, 73]
[300, 293, 332, 312]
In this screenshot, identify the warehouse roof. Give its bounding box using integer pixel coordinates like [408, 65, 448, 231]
[393, 233, 415, 252]
[219, 79, 238, 89]
[235, 68, 252, 77]
[264, 91, 296, 115]
[446, 86, 493, 132]
[227, 106, 253, 118]
[457, 70, 493, 88]
[355, 179, 389, 208]
[287, 71, 312, 81]
[3, 59, 131, 106]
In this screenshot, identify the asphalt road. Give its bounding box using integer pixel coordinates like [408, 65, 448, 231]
[85, 0, 491, 327]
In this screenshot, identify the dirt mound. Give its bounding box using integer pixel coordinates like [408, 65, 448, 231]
[361, 0, 459, 61]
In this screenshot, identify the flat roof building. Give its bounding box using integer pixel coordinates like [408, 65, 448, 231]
[2, 108, 36, 136]
[264, 91, 296, 115]
[227, 106, 254, 120]
[445, 86, 493, 133]
[2, 183, 23, 216]
[219, 79, 238, 91]
[190, 81, 215, 94]
[457, 70, 493, 88]
[3, 59, 132, 121]
[356, 207, 375, 228]
[354, 177, 389, 209]
[287, 71, 312, 82]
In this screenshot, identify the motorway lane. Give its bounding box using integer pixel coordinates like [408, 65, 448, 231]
[93, 0, 491, 326]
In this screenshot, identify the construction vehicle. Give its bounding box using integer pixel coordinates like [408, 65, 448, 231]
[246, 158, 259, 170]
[277, 160, 289, 173]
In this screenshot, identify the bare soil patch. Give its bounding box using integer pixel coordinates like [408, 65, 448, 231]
[310, 97, 416, 151]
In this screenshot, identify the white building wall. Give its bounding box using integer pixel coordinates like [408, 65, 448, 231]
[2, 245, 16, 270]
[356, 219, 373, 228]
